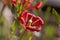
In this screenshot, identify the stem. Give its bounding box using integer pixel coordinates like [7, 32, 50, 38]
[19, 30, 27, 40]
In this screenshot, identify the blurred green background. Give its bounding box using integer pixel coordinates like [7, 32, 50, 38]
[0, 0, 60, 40]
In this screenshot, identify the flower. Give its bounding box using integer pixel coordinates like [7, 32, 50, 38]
[35, 1, 43, 10]
[23, 1, 43, 10]
[20, 0, 34, 10]
[12, 0, 42, 10]
[18, 10, 44, 32]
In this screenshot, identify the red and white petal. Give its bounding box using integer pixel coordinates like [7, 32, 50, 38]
[26, 26, 41, 32]
[20, 10, 28, 17]
[32, 16, 44, 26]
[27, 13, 36, 21]
[20, 17, 26, 24]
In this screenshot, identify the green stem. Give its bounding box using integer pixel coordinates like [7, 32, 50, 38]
[19, 30, 27, 40]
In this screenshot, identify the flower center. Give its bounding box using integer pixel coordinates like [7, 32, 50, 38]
[27, 19, 32, 26]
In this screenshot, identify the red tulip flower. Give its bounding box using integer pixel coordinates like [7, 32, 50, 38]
[18, 10, 44, 32]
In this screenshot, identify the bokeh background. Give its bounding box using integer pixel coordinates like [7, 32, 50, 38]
[0, 0, 60, 40]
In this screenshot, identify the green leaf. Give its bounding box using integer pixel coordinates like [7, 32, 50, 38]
[26, 32, 32, 40]
[0, 16, 4, 39]
[10, 19, 22, 35]
[17, 4, 23, 16]
[45, 25, 55, 40]
[52, 8, 60, 25]
[19, 30, 27, 40]
[44, 7, 51, 25]
[10, 21, 16, 35]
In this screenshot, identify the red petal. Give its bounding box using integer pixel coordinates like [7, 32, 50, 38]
[32, 16, 44, 26]
[29, 6, 35, 10]
[27, 13, 36, 21]
[20, 10, 28, 17]
[26, 26, 41, 32]
[20, 10, 28, 21]
[18, 10, 28, 24]
[24, 3, 31, 10]
[35, 1, 43, 10]
[20, 17, 26, 24]
[32, 16, 39, 23]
